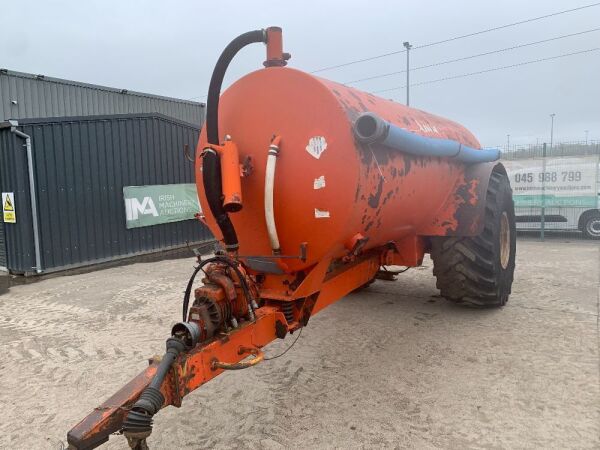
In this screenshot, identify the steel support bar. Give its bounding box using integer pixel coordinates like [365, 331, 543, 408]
[67, 252, 385, 450]
[313, 254, 380, 314]
[67, 307, 286, 450]
[170, 307, 286, 397]
[67, 364, 160, 449]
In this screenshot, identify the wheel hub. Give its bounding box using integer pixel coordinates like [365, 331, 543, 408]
[587, 218, 600, 236]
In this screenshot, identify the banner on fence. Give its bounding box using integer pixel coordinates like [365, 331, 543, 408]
[503, 157, 599, 207]
[123, 184, 201, 229]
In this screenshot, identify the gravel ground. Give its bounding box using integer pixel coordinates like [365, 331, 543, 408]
[0, 240, 598, 450]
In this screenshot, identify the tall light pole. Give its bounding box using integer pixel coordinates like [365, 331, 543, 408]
[403, 41, 412, 106]
[585, 129, 589, 144]
[506, 134, 510, 150]
[549, 113, 555, 148]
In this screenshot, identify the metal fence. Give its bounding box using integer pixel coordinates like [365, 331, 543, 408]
[500, 141, 600, 241]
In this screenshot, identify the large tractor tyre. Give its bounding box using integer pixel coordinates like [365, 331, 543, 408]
[430, 170, 516, 308]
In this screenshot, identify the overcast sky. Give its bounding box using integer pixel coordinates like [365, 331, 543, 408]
[2, 0, 598, 147]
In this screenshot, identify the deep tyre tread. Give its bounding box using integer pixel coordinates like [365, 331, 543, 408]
[430, 170, 516, 308]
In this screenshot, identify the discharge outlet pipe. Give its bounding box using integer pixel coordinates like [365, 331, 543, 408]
[354, 112, 500, 164]
[203, 29, 267, 252]
[9, 122, 42, 273]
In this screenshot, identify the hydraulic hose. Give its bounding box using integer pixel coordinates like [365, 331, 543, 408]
[204, 29, 267, 251]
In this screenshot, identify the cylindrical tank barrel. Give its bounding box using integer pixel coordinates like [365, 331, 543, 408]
[196, 67, 490, 273]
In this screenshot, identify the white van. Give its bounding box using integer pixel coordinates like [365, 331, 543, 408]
[503, 157, 600, 239]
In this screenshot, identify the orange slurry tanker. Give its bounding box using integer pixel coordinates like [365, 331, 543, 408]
[67, 27, 516, 449]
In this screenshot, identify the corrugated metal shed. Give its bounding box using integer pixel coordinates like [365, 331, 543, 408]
[0, 113, 212, 274]
[0, 206, 5, 268]
[0, 69, 205, 126]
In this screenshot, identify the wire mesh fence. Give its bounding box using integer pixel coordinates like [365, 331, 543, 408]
[500, 140, 600, 241]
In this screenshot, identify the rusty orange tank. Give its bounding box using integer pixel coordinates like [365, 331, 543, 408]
[67, 27, 516, 450]
[197, 66, 491, 272]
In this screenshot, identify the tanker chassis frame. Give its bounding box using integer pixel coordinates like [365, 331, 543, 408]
[66, 27, 516, 450]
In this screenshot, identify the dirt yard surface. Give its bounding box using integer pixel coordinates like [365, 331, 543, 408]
[0, 240, 598, 450]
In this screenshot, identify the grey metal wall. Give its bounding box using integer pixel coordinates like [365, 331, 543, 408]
[0, 69, 205, 126]
[0, 113, 212, 274]
[0, 210, 5, 268]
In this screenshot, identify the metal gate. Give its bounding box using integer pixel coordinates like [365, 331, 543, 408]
[502, 140, 600, 240]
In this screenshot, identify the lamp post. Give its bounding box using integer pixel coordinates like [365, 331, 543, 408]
[585, 130, 589, 145]
[403, 41, 412, 106]
[549, 113, 555, 148]
[506, 134, 510, 151]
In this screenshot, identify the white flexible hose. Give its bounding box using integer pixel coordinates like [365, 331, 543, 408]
[264, 143, 281, 254]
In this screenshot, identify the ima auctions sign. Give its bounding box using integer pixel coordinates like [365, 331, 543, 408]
[503, 156, 599, 207]
[123, 184, 201, 229]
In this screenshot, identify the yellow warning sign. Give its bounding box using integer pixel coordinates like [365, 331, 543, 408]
[3, 195, 13, 211]
[2, 192, 16, 223]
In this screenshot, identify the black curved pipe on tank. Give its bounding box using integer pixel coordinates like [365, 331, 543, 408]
[204, 29, 267, 251]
